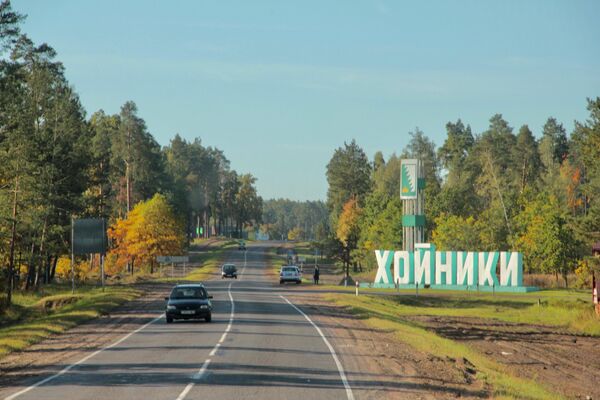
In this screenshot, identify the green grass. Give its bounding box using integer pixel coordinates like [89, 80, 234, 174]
[0, 285, 141, 359]
[337, 289, 599, 335]
[269, 247, 285, 277]
[164, 247, 230, 282]
[310, 284, 599, 333]
[327, 293, 564, 400]
[183, 247, 228, 282]
[132, 239, 236, 284]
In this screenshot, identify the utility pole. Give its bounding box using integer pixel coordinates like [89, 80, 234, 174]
[101, 219, 106, 291]
[100, 254, 105, 291]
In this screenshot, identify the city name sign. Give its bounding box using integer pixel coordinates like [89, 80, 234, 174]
[373, 243, 536, 292]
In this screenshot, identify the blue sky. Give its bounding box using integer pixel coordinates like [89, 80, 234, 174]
[17, 1, 600, 201]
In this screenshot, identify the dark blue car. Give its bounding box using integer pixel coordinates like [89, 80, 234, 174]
[165, 284, 213, 323]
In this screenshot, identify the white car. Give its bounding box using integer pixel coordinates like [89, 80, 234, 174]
[279, 266, 302, 284]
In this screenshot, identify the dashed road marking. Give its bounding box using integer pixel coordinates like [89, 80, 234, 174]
[174, 282, 235, 400]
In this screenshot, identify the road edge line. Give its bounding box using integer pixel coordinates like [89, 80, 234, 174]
[3, 313, 164, 400]
[280, 295, 355, 400]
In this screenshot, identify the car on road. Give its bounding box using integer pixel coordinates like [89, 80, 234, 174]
[279, 265, 302, 284]
[238, 241, 246, 251]
[221, 263, 238, 279]
[165, 283, 213, 323]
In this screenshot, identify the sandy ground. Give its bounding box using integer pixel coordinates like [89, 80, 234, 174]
[416, 315, 600, 400]
[289, 293, 489, 399]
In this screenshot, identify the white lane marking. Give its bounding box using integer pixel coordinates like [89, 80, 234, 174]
[174, 282, 235, 400]
[175, 383, 194, 400]
[4, 314, 164, 400]
[218, 332, 227, 343]
[209, 344, 220, 356]
[192, 359, 212, 380]
[280, 296, 355, 400]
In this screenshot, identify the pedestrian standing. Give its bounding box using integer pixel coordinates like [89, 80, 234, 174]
[313, 265, 320, 285]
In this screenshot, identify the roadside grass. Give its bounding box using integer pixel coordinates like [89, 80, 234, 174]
[322, 288, 598, 335]
[157, 239, 237, 283]
[269, 246, 314, 284]
[289, 241, 335, 265]
[0, 285, 141, 359]
[269, 247, 284, 277]
[327, 293, 563, 400]
[403, 291, 595, 335]
[101, 238, 236, 284]
[0, 238, 233, 360]
[183, 253, 225, 282]
[108, 238, 235, 284]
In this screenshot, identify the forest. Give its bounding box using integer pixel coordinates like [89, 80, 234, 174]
[324, 103, 600, 287]
[0, 2, 262, 305]
[261, 199, 328, 241]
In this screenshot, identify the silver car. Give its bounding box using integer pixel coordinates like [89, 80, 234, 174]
[279, 266, 301, 284]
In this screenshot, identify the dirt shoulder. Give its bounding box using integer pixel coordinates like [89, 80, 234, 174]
[307, 287, 600, 399]
[289, 292, 490, 399]
[416, 315, 600, 400]
[0, 241, 228, 395]
[0, 282, 170, 393]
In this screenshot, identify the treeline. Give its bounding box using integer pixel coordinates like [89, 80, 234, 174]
[324, 101, 600, 286]
[261, 199, 328, 241]
[0, 1, 262, 305]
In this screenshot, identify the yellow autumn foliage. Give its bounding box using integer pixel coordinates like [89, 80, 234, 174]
[108, 193, 185, 273]
[55, 256, 88, 281]
[336, 197, 362, 247]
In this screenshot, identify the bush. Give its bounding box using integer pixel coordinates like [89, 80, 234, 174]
[55, 256, 88, 282]
[523, 273, 578, 289]
[574, 258, 595, 289]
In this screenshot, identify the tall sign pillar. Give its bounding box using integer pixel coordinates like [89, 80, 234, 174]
[400, 159, 425, 251]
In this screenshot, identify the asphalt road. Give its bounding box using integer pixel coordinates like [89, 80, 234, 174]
[3, 243, 355, 400]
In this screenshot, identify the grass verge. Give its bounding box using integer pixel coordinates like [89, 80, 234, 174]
[182, 239, 239, 281]
[338, 289, 598, 335]
[327, 293, 562, 400]
[0, 285, 141, 359]
[120, 239, 236, 284]
[308, 284, 599, 335]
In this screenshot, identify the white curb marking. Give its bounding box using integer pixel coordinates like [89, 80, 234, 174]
[4, 314, 164, 400]
[280, 295, 355, 400]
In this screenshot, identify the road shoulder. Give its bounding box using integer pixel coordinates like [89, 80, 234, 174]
[0, 282, 169, 395]
[288, 292, 489, 399]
